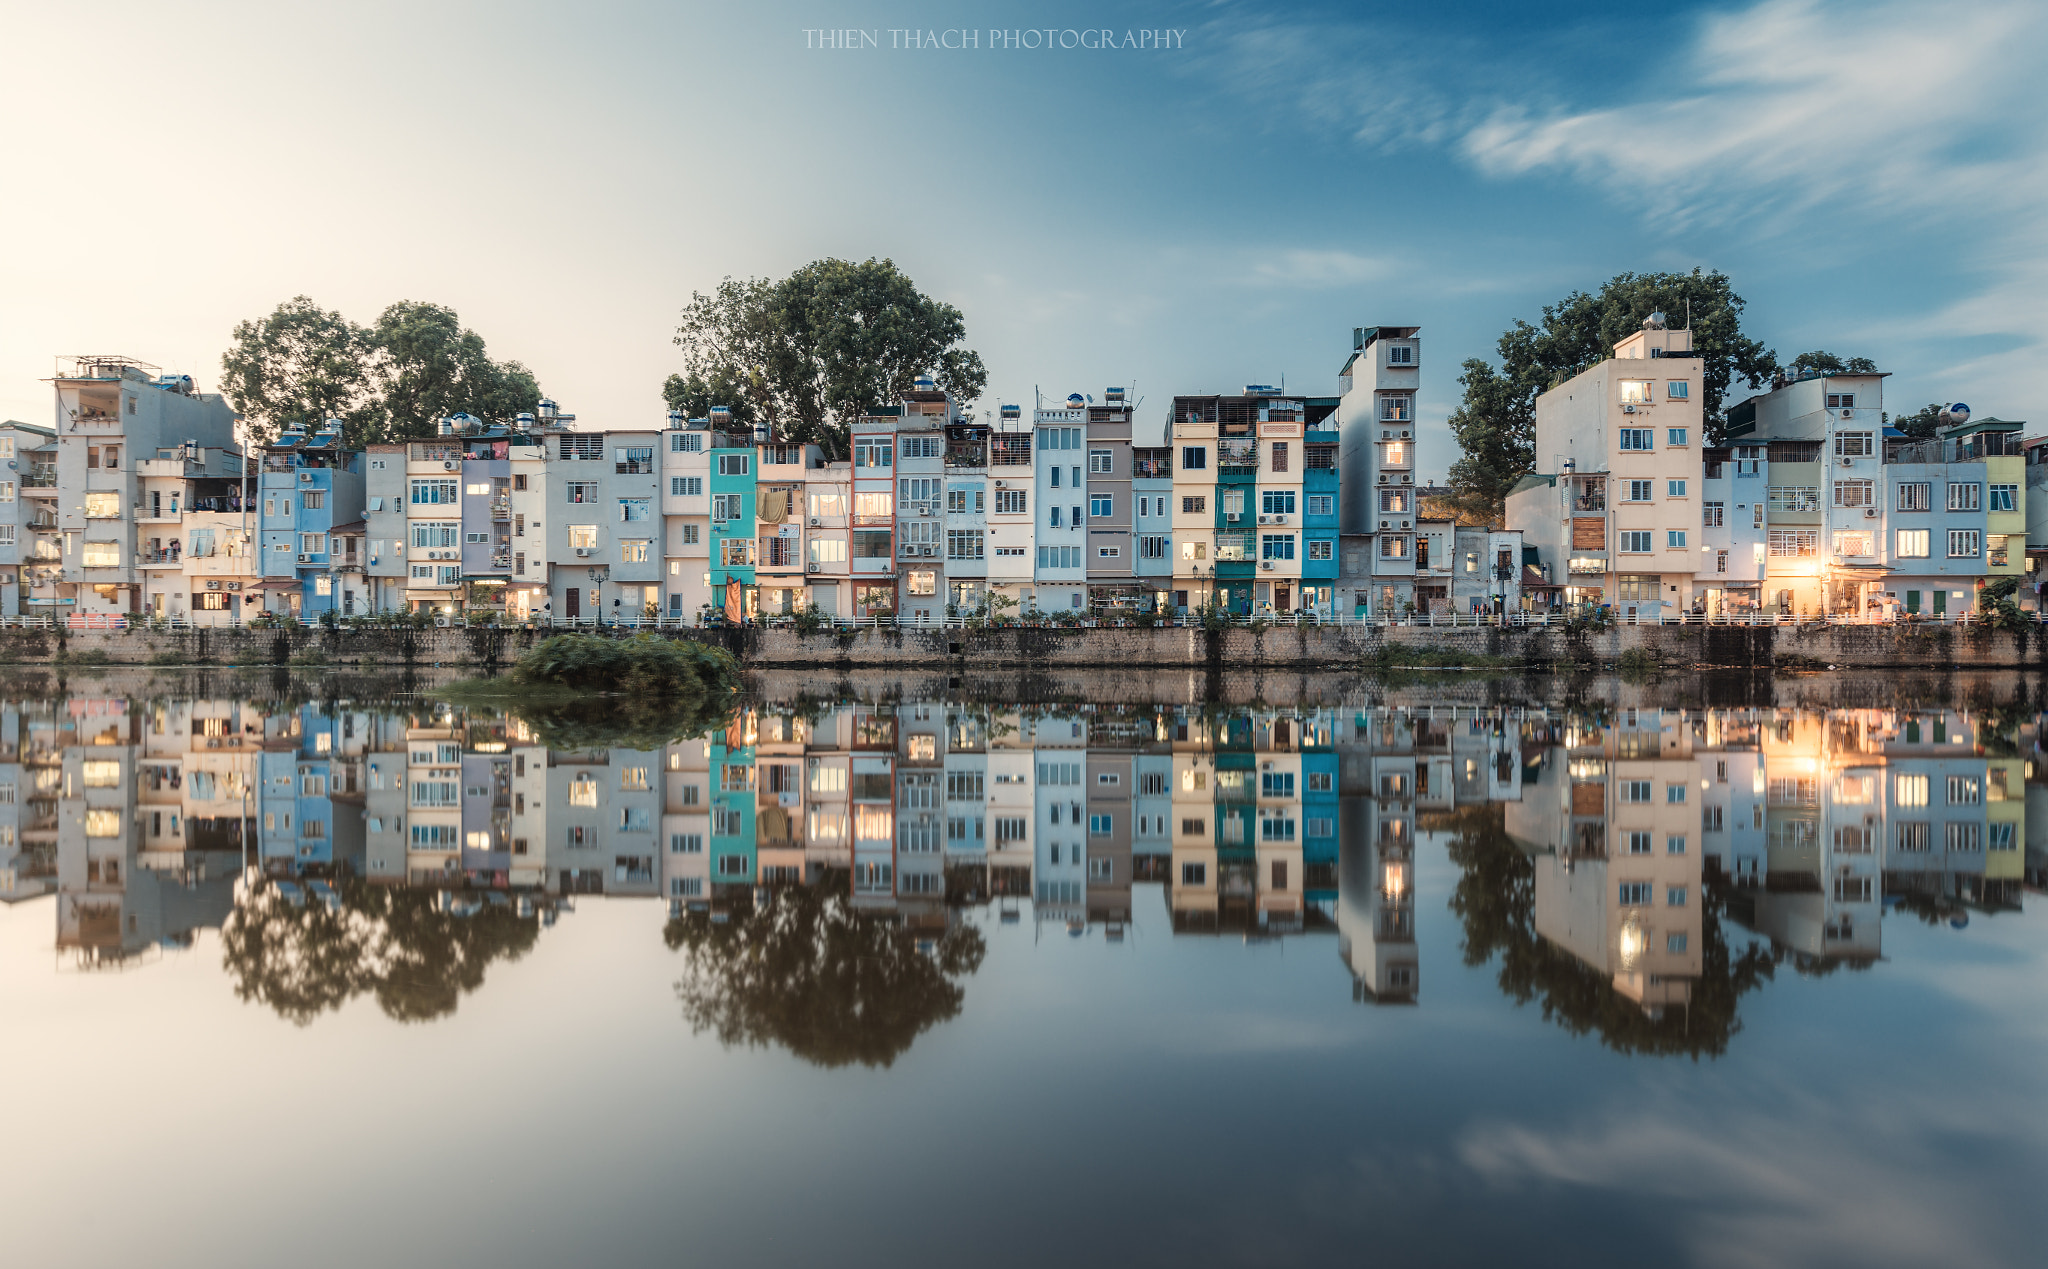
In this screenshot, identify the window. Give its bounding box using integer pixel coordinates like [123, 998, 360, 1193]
[1378, 489, 1410, 513]
[1947, 482, 1980, 512]
[1768, 486, 1822, 512]
[1666, 783, 1686, 803]
[1627, 831, 1653, 855]
[1620, 380, 1652, 403]
[1894, 481, 1929, 511]
[671, 476, 702, 496]
[1181, 862, 1208, 886]
[1379, 396, 1412, 421]
[1618, 882, 1652, 906]
[1625, 480, 1653, 502]
[410, 479, 457, 505]
[1990, 483, 2017, 512]
[1896, 529, 1929, 558]
[1832, 531, 1873, 557]
[567, 525, 598, 549]
[1768, 530, 1819, 558]
[1832, 480, 1874, 508]
[899, 436, 940, 459]
[1894, 773, 1929, 807]
[1260, 534, 1295, 560]
[1947, 529, 1980, 558]
[1308, 538, 1333, 561]
[1090, 496, 1111, 518]
[1386, 344, 1414, 365]
[711, 495, 741, 521]
[299, 533, 325, 554]
[1666, 886, 1687, 907]
[1621, 531, 1653, 553]
[681, 525, 699, 545]
[82, 541, 121, 568]
[1181, 495, 1206, 514]
[1667, 479, 1687, 497]
[1380, 535, 1409, 558]
[1306, 495, 1333, 517]
[1260, 771, 1295, 797]
[1833, 432, 1874, 457]
[1946, 822, 1981, 851]
[1089, 814, 1111, 837]
[1666, 834, 1687, 855]
[995, 489, 1026, 514]
[1096, 545, 1120, 558]
[1625, 780, 1652, 803]
[618, 498, 651, 523]
[1667, 381, 1689, 400]
[619, 539, 650, 563]
[1667, 530, 1686, 548]
[1703, 502, 1724, 527]
[717, 454, 751, 476]
[1667, 429, 1688, 446]
[670, 432, 703, 452]
[1269, 442, 1289, 472]
[1140, 535, 1168, 559]
[1089, 449, 1113, 474]
[1946, 775, 1980, 805]
[1618, 428, 1653, 450]
[1990, 822, 2017, 851]
[946, 530, 984, 560]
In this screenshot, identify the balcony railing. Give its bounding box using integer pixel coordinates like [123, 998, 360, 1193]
[489, 496, 511, 518]
[1573, 496, 1606, 512]
[21, 468, 56, 488]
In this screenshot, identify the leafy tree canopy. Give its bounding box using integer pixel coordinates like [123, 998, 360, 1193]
[667, 258, 988, 458]
[1786, 350, 1877, 376]
[665, 877, 986, 1068]
[1447, 269, 1778, 518]
[220, 296, 541, 447]
[1890, 402, 1945, 439]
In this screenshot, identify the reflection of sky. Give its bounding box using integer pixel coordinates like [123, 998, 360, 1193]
[4, 831, 2041, 1268]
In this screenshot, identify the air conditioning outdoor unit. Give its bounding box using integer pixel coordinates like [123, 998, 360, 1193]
[1622, 404, 1637, 414]
[1841, 409, 1855, 418]
[298, 473, 313, 483]
[1227, 512, 1240, 521]
[1261, 561, 1275, 570]
[921, 546, 934, 556]
[1380, 520, 1389, 529]
[297, 553, 310, 562]
[575, 547, 591, 557]
[1258, 515, 1271, 524]
[806, 563, 819, 573]
[1864, 508, 1879, 518]
[443, 460, 457, 471]
[1841, 457, 1855, 467]
[1273, 515, 1288, 525]
[920, 506, 933, 515]
[1401, 519, 1410, 528]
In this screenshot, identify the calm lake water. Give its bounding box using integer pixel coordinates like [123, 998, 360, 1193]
[2, 672, 2044, 1269]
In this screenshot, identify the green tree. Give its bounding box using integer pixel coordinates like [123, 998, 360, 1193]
[217, 296, 381, 445]
[669, 258, 989, 458]
[1447, 269, 1778, 518]
[219, 297, 542, 447]
[1786, 350, 1877, 376]
[368, 301, 541, 442]
[1891, 402, 1945, 439]
[665, 877, 986, 1068]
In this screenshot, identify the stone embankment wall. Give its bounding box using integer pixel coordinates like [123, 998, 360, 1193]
[2, 620, 2046, 670]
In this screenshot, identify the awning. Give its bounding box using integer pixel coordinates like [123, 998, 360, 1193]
[251, 578, 301, 592]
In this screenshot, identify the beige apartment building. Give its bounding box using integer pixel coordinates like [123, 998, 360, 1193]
[1509, 317, 1706, 617]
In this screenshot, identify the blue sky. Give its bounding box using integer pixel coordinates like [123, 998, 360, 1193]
[2, 0, 2041, 480]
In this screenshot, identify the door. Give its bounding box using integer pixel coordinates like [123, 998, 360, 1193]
[1932, 590, 1946, 616]
[1905, 590, 1920, 615]
[565, 587, 581, 619]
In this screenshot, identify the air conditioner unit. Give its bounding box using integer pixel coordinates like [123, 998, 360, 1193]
[1261, 560, 1275, 570]
[1402, 430, 1410, 438]
[1841, 409, 1855, 418]
[995, 480, 1006, 487]
[1378, 474, 1387, 484]
[1258, 515, 1271, 524]
[443, 460, 457, 471]
[1227, 512, 1241, 521]
[1863, 508, 1879, 518]
[297, 553, 310, 562]
[920, 506, 933, 515]
[575, 547, 591, 558]
[921, 546, 934, 556]
[806, 563, 819, 573]
[1401, 519, 1410, 529]
[1380, 520, 1389, 529]
[1272, 515, 1288, 525]
[1840, 457, 1855, 467]
[809, 517, 821, 527]
[1622, 404, 1637, 414]
[297, 472, 313, 483]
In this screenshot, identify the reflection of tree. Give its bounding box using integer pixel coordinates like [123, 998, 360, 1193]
[444, 689, 734, 753]
[663, 880, 986, 1068]
[221, 880, 540, 1025]
[1440, 804, 1777, 1058]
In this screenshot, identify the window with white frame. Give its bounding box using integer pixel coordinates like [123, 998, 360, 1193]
[1947, 482, 1980, 512]
[1833, 432, 1874, 457]
[1621, 530, 1653, 553]
[1618, 428, 1653, 450]
[1834, 480, 1874, 507]
[1767, 530, 1819, 557]
[1627, 480, 1654, 501]
[1896, 482, 1930, 511]
[1989, 483, 2017, 512]
[1947, 529, 1980, 558]
[1895, 528, 1929, 557]
[1666, 381, 1689, 399]
[1703, 502, 1724, 527]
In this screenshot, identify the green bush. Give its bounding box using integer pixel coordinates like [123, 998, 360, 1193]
[509, 632, 739, 698]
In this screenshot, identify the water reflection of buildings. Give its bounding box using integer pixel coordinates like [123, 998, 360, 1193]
[1512, 706, 2026, 1012]
[5, 692, 2031, 1022]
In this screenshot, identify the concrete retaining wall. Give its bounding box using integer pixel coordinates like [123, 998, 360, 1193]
[3, 619, 2046, 671]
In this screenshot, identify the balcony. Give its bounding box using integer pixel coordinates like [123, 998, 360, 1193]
[615, 460, 653, 475]
[21, 467, 57, 488]
[489, 496, 511, 518]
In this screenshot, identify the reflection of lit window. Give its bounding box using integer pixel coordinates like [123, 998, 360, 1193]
[1894, 773, 1928, 807]
[82, 761, 121, 787]
[569, 776, 598, 807]
[85, 808, 123, 837]
[620, 767, 649, 791]
[907, 735, 935, 761]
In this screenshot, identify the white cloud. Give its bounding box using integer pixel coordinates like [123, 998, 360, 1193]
[1459, 1092, 2027, 1269]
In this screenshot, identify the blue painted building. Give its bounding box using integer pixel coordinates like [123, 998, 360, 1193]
[258, 422, 364, 619]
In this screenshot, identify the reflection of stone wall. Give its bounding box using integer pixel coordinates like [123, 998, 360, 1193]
[7, 616, 2048, 670]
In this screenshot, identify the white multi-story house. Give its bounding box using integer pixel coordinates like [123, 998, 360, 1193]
[1336, 326, 1421, 618]
[0, 421, 56, 616]
[660, 413, 711, 621]
[1034, 400, 1087, 614]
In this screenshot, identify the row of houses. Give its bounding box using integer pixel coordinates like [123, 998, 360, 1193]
[3, 338, 1527, 623]
[1506, 318, 2032, 619]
